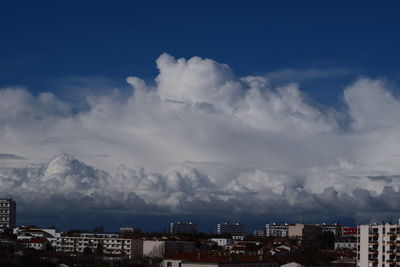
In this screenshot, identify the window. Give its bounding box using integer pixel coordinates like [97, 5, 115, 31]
[167, 262, 172, 267]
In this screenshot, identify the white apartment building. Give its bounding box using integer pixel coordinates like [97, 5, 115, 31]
[357, 221, 400, 266]
[56, 233, 140, 259]
[0, 199, 16, 229]
[265, 223, 290, 237]
[170, 222, 198, 234]
[217, 222, 246, 235]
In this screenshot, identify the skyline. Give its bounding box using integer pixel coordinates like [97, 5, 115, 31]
[1, 1, 400, 230]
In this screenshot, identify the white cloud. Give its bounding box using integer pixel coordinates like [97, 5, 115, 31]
[0, 54, 400, 224]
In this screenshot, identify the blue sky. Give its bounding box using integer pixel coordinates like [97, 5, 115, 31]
[2, 0, 400, 105]
[2, 1, 400, 231]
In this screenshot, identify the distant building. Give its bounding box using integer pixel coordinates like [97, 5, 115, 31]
[318, 222, 342, 237]
[209, 238, 233, 247]
[141, 240, 195, 258]
[119, 226, 141, 234]
[14, 225, 61, 247]
[170, 222, 198, 234]
[217, 222, 245, 235]
[265, 223, 291, 237]
[334, 236, 356, 250]
[288, 224, 322, 245]
[56, 233, 140, 259]
[357, 221, 400, 266]
[0, 199, 16, 229]
[341, 227, 357, 236]
[253, 229, 266, 237]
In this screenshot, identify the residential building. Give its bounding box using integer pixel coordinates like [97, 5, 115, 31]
[217, 222, 245, 235]
[288, 224, 322, 245]
[334, 236, 356, 250]
[56, 233, 140, 259]
[0, 199, 16, 229]
[357, 221, 400, 266]
[170, 222, 198, 234]
[14, 225, 61, 247]
[119, 226, 140, 234]
[253, 229, 266, 237]
[20, 238, 48, 250]
[210, 238, 233, 247]
[265, 223, 290, 237]
[318, 222, 342, 237]
[141, 240, 195, 258]
[342, 227, 357, 236]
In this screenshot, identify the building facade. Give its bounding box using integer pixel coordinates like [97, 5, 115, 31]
[217, 222, 246, 235]
[56, 233, 139, 259]
[170, 222, 198, 234]
[265, 223, 290, 237]
[357, 222, 400, 266]
[0, 199, 16, 229]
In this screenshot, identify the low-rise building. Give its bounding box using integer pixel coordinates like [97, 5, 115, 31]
[14, 225, 61, 248]
[334, 236, 356, 250]
[56, 233, 139, 259]
[210, 238, 233, 247]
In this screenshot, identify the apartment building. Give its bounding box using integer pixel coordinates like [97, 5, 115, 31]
[170, 222, 198, 234]
[14, 225, 61, 247]
[265, 223, 291, 237]
[141, 240, 196, 258]
[357, 222, 400, 266]
[0, 199, 16, 229]
[56, 233, 140, 259]
[217, 222, 246, 235]
[318, 222, 342, 237]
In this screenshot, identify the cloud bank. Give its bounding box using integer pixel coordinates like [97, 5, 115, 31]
[1, 54, 400, 224]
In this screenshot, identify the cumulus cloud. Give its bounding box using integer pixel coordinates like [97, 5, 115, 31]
[0, 54, 400, 224]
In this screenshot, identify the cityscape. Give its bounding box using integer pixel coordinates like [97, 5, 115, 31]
[1, 1, 400, 267]
[1, 198, 400, 266]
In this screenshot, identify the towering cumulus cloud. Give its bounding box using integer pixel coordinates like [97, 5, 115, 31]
[0, 54, 400, 224]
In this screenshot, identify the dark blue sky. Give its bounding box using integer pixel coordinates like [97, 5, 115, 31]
[1, 0, 400, 106]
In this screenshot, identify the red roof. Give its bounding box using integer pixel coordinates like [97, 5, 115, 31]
[166, 252, 276, 263]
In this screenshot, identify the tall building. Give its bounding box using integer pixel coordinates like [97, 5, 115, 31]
[0, 198, 16, 229]
[217, 222, 245, 235]
[357, 221, 400, 266]
[169, 222, 198, 234]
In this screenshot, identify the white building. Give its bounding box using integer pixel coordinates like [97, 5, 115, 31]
[265, 223, 290, 237]
[0, 199, 16, 229]
[210, 238, 233, 247]
[14, 226, 61, 248]
[170, 222, 198, 234]
[334, 236, 356, 250]
[217, 222, 245, 235]
[357, 221, 400, 266]
[56, 233, 140, 259]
